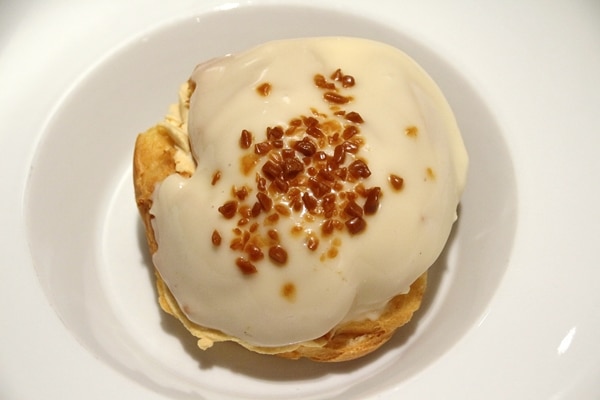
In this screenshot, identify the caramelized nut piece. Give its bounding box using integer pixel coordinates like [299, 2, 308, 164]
[255, 141, 272, 155]
[230, 237, 244, 251]
[275, 203, 291, 216]
[302, 192, 318, 211]
[294, 137, 317, 156]
[330, 68, 343, 80]
[341, 74, 355, 88]
[269, 245, 288, 265]
[321, 219, 336, 235]
[211, 170, 221, 185]
[306, 125, 324, 139]
[272, 178, 289, 193]
[282, 157, 304, 180]
[314, 74, 335, 90]
[267, 126, 284, 140]
[306, 234, 319, 251]
[236, 257, 258, 274]
[345, 216, 367, 234]
[211, 230, 222, 246]
[245, 244, 264, 262]
[303, 116, 319, 127]
[308, 177, 331, 198]
[348, 159, 371, 178]
[364, 187, 381, 215]
[218, 201, 238, 219]
[389, 174, 404, 191]
[323, 91, 352, 104]
[345, 111, 363, 123]
[262, 160, 282, 180]
[256, 192, 273, 212]
[322, 193, 337, 217]
[342, 125, 359, 139]
[333, 144, 346, 165]
[267, 229, 280, 242]
[251, 201, 262, 217]
[234, 186, 249, 200]
[240, 129, 253, 149]
[256, 82, 271, 96]
[344, 200, 364, 218]
[256, 175, 267, 191]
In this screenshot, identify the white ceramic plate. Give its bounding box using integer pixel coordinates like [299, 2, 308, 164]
[2, 1, 599, 399]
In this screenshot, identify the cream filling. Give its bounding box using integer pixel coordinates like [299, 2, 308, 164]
[150, 37, 468, 347]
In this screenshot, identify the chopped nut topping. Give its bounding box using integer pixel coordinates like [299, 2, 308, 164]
[216, 68, 386, 274]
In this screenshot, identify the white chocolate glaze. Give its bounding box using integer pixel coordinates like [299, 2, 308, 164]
[150, 37, 468, 347]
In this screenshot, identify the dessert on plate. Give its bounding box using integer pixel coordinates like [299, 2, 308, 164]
[134, 37, 468, 362]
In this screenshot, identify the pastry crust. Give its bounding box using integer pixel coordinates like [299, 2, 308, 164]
[133, 124, 427, 362]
